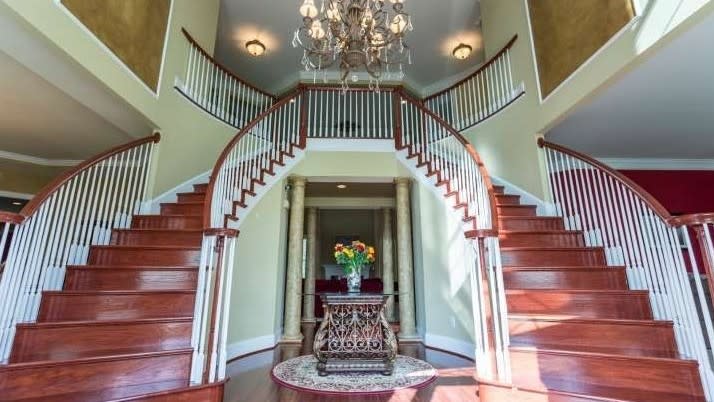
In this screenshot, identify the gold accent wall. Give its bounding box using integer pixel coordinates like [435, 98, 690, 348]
[61, 0, 171, 91]
[527, 0, 635, 98]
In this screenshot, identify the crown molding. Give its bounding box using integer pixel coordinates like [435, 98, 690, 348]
[597, 157, 714, 171]
[0, 190, 33, 200]
[0, 150, 80, 167]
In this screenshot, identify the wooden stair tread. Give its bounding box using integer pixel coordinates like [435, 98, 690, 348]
[509, 342, 678, 359]
[503, 265, 625, 270]
[0, 348, 193, 371]
[66, 265, 199, 270]
[507, 289, 648, 295]
[3, 379, 190, 402]
[507, 314, 672, 326]
[15, 317, 193, 329]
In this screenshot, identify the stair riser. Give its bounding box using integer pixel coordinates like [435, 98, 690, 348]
[509, 319, 677, 358]
[132, 216, 202, 230]
[64, 269, 198, 291]
[38, 293, 195, 322]
[501, 249, 606, 267]
[504, 269, 627, 290]
[507, 291, 653, 320]
[88, 248, 200, 266]
[125, 384, 225, 402]
[0, 352, 191, 400]
[500, 233, 585, 248]
[498, 206, 537, 217]
[479, 383, 616, 402]
[193, 184, 208, 193]
[10, 321, 192, 363]
[111, 231, 203, 247]
[495, 195, 521, 205]
[510, 349, 704, 402]
[160, 203, 203, 216]
[500, 218, 565, 231]
[177, 193, 206, 203]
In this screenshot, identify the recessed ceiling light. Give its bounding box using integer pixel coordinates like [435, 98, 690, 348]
[337, 184, 347, 189]
[246, 39, 266, 57]
[11, 201, 22, 206]
[452, 43, 473, 60]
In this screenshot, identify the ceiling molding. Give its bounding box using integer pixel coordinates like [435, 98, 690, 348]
[597, 157, 714, 171]
[0, 190, 34, 200]
[0, 149, 80, 167]
[305, 197, 395, 209]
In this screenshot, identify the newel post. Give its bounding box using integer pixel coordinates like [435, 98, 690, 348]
[472, 233, 499, 381]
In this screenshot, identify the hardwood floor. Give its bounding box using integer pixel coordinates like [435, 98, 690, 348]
[223, 342, 478, 402]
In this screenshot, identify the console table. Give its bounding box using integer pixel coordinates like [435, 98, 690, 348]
[313, 293, 397, 376]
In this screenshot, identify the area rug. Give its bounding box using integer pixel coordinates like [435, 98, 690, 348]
[271, 355, 437, 395]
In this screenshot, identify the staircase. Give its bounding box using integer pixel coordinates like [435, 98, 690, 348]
[480, 185, 706, 402]
[0, 183, 223, 402]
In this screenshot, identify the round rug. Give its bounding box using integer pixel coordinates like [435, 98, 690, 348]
[271, 355, 437, 395]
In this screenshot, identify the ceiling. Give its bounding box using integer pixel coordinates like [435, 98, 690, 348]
[214, 0, 485, 94]
[0, 50, 135, 160]
[547, 9, 714, 159]
[306, 182, 395, 198]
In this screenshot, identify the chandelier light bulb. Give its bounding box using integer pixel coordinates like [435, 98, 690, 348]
[299, 0, 319, 18]
[390, 14, 407, 34]
[310, 20, 326, 39]
[326, 4, 341, 21]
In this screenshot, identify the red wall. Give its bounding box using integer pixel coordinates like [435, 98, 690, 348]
[619, 170, 714, 215]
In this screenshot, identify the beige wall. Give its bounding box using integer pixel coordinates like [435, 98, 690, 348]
[0, 159, 67, 195]
[411, 180, 475, 351]
[473, 0, 714, 199]
[3, 0, 235, 197]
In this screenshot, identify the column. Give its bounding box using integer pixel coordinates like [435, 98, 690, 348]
[395, 178, 419, 341]
[282, 176, 306, 342]
[381, 207, 396, 321]
[302, 207, 318, 323]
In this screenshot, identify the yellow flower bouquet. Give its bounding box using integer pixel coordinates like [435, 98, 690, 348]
[334, 241, 375, 292]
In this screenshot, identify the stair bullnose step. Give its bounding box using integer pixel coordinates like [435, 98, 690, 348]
[509, 346, 705, 402]
[0, 349, 193, 401]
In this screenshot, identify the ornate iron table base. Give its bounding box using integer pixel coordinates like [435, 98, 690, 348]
[313, 293, 397, 376]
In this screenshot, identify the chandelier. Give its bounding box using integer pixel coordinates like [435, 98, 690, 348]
[292, 0, 413, 88]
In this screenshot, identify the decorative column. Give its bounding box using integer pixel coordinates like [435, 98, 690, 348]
[302, 207, 318, 323]
[381, 207, 396, 321]
[282, 176, 306, 343]
[395, 178, 419, 341]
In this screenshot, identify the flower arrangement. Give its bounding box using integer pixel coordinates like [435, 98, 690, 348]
[334, 240, 376, 275]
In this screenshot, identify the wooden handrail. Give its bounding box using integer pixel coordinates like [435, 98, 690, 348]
[425, 35, 519, 101]
[669, 213, 714, 227]
[397, 89, 500, 233]
[203, 90, 303, 229]
[0, 212, 23, 225]
[181, 28, 276, 100]
[538, 138, 673, 223]
[20, 133, 161, 219]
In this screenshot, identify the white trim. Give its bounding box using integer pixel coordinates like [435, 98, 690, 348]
[52, 0, 174, 97]
[423, 333, 475, 360]
[0, 190, 33, 200]
[491, 175, 551, 216]
[597, 157, 714, 171]
[148, 169, 211, 213]
[305, 197, 396, 209]
[0, 150, 80, 167]
[226, 334, 278, 361]
[307, 139, 395, 153]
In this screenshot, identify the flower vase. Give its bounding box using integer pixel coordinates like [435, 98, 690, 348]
[346, 266, 362, 293]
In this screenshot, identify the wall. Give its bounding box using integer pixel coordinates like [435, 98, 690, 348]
[227, 178, 289, 356]
[620, 170, 714, 214]
[0, 159, 67, 195]
[317, 209, 376, 277]
[411, 179, 475, 357]
[473, 0, 714, 200]
[3, 0, 235, 197]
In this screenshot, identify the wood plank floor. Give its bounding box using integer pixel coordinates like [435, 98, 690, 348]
[224, 342, 478, 401]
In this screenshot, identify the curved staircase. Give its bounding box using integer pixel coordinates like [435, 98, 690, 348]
[0, 183, 223, 401]
[479, 186, 706, 401]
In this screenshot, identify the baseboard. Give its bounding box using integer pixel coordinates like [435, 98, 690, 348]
[490, 175, 552, 216]
[148, 170, 211, 214]
[226, 334, 278, 361]
[423, 333, 475, 361]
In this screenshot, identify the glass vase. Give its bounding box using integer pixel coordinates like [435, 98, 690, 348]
[346, 266, 362, 293]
